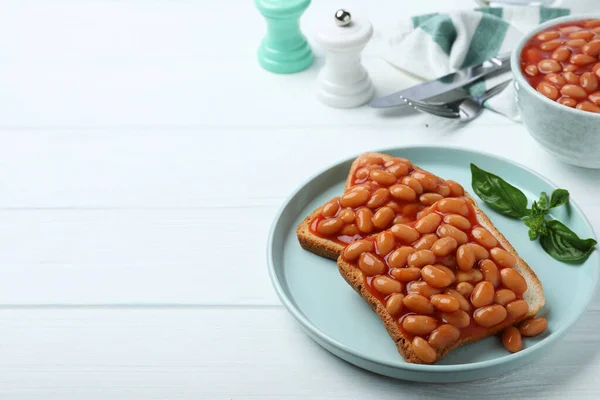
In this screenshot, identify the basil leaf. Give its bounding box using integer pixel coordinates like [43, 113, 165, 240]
[549, 189, 569, 209]
[523, 214, 546, 241]
[528, 229, 540, 241]
[538, 192, 549, 210]
[470, 164, 529, 218]
[540, 220, 597, 262]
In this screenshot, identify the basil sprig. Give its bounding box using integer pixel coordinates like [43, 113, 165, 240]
[470, 164, 597, 263]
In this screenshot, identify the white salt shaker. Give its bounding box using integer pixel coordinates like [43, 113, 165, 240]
[315, 9, 374, 108]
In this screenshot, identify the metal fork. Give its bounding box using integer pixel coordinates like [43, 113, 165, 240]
[401, 80, 512, 121]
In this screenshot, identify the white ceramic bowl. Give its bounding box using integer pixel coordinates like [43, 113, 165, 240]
[511, 15, 600, 169]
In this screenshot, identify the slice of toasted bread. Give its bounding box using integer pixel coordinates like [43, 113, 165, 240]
[297, 152, 451, 260]
[337, 197, 545, 364]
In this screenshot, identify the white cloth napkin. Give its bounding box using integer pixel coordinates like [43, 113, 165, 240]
[379, 7, 571, 121]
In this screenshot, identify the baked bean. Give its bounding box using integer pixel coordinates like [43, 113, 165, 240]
[407, 281, 442, 298]
[322, 198, 340, 217]
[412, 337, 437, 363]
[394, 215, 412, 225]
[470, 281, 495, 308]
[370, 170, 397, 186]
[581, 72, 599, 93]
[402, 203, 422, 217]
[362, 156, 384, 166]
[537, 81, 559, 100]
[343, 240, 374, 261]
[480, 259, 501, 288]
[500, 268, 528, 295]
[339, 208, 356, 224]
[358, 252, 386, 276]
[537, 31, 560, 41]
[456, 269, 483, 284]
[564, 71, 580, 84]
[389, 184, 417, 201]
[560, 26, 582, 34]
[415, 213, 442, 234]
[387, 246, 415, 268]
[431, 237, 458, 257]
[402, 315, 438, 336]
[386, 293, 404, 316]
[506, 299, 529, 320]
[571, 53, 597, 66]
[366, 188, 390, 209]
[349, 184, 372, 193]
[430, 294, 460, 312]
[589, 92, 600, 105]
[545, 72, 567, 87]
[412, 172, 439, 192]
[420, 193, 443, 206]
[570, 30, 594, 40]
[413, 234, 438, 250]
[387, 163, 409, 178]
[385, 201, 402, 214]
[577, 101, 600, 112]
[456, 243, 489, 271]
[502, 326, 523, 353]
[436, 185, 451, 197]
[444, 289, 472, 312]
[437, 198, 469, 216]
[595, 27, 600, 33]
[407, 250, 436, 269]
[584, 20, 600, 29]
[495, 289, 516, 306]
[441, 310, 470, 328]
[558, 97, 578, 108]
[372, 206, 395, 230]
[443, 214, 471, 230]
[340, 189, 370, 208]
[551, 47, 572, 63]
[437, 224, 468, 245]
[316, 218, 343, 236]
[384, 160, 397, 168]
[471, 227, 498, 248]
[594, 63, 600, 74]
[456, 282, 474, 298]
[446, 180, 464, 197]
[565, 64, 579, 73]
[356, 208, 374, 233]
[473, 305, 507, 328]
[428, 324, 460, 350]
[421, 265, 452, 288]
[565, 39, 587, 48]
[372, 275, 402, 295]
[376, 231, 395, 256]
[390, 224, 420, 244]
[356, 167, 370, 181]
[403, 294, 434, 314]
[434, 264, 456, 284]
[402, 176, 423, 195]
[584, 40, 600, 57]
[340, 224, 359, 236]
[540, 39, 562, 51]
[396, 158, 413, 169]
[390, 267, 421, 282]
[537, 59, 562, 73]
[490, 247, 517, 268]
[519, 317, 548, 337]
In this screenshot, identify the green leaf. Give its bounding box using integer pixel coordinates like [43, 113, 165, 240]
[537, 192, 549, 210]
[470, 164, 529, 218]
[523, 214, 546, 240]
[549, 189, 569, 209]
[540, 220, 597, 262]
[528, 228, 540, 241]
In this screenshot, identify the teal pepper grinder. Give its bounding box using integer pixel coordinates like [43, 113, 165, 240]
[255, 0, 313, 74]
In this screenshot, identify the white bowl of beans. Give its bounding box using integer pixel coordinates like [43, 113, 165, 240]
[511, 16, 600, 169]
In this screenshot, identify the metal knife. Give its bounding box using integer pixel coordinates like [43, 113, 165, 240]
[369, 53, 511, 108]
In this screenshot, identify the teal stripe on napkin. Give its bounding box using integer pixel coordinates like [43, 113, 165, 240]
[540, 7, 569, 23]
[418, 15, 458, 56]
[411, 13, 439, 28]
[476, 7, 503, 19]
[461, 13, 509, 68]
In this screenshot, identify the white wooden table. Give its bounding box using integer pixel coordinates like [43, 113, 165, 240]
[0, 0, 598, 398]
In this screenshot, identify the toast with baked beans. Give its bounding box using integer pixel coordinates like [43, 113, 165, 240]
[296, 152, 464, 259]
[337, 196, 545, 364]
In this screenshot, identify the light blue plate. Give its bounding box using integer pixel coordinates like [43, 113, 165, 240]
[267, 146, 599, 382]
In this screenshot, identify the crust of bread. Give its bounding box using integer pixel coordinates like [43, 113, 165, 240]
[297, 152, 428, 260]
[337, 196, 546, 364]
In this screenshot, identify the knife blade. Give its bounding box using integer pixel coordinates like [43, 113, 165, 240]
[369, 53, 511, 108]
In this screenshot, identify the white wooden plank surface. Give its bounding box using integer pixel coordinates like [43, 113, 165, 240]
[0, 0, 598, 397]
